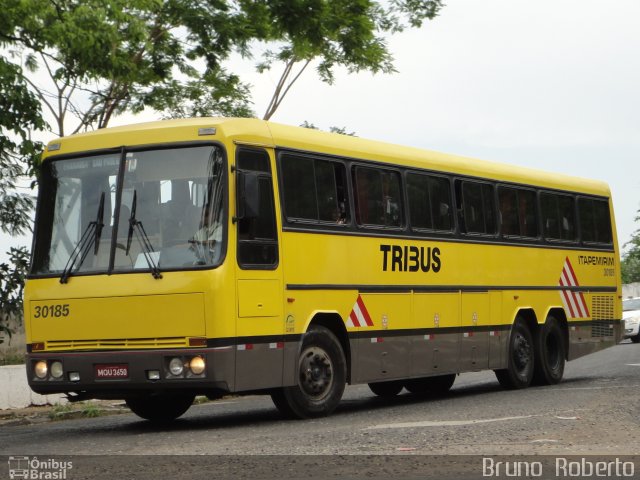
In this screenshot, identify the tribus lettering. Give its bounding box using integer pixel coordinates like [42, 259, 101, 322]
[380, 245, 441, 273]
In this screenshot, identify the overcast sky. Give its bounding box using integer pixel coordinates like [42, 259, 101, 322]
[2, 0, 639, 263]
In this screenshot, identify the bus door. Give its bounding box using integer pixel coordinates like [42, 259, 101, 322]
[412, 292, 461, 376]
[460, 291, 491, 371]
[234, 147, 284, 391]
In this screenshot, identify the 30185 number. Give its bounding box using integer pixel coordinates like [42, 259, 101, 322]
[33, 304, 70, 318]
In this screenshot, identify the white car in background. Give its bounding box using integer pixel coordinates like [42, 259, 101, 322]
[623, 297, 640, 343]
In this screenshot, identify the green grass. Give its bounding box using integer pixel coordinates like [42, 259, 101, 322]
[48, 402, 105, 421]
[48, 403, 74, 421]
[81, 402, 103, 418]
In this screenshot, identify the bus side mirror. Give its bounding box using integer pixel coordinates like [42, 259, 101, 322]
[236, 170, 260, 221]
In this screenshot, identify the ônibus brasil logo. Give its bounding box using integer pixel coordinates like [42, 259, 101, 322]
[7, 456, 73, 479]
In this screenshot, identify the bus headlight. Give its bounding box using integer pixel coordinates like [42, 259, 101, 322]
[34, 361, 48, 379]
[50, 361, 64, 379]
[168, 357, 184, 376]
[189, 356, 205, 375]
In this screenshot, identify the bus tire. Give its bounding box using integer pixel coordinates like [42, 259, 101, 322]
[533, 316, 566, 385]
[271, 325, 346, 419]
[404, 374, 456, 396]
[125, 393, 194, 422]
[368, 380, 404, 397]
[495, 319, 534, 389]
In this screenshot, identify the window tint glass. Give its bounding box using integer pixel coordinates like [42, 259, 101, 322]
[460, 181, 496, 235]
[499, 187, 519, 236]
[316, 160, 346, 222]
[579, 197, 612, 244]
[499, 187, 537, 238]
[407, 173, 452, 232]
[558, 195, 575, 240]
[519, 189, 538, 237]
[541, 192, 576, 242]
[282, 156, 316, 220]
[354, 166, 402, 227]
[541, 193, 559, 239]
[280, 154, 349, 224]
[237, 149, 278, 268]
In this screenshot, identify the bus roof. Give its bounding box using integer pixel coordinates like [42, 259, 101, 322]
[43, 117, 611, 197]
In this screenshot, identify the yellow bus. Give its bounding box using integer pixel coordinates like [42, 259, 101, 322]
[24, 118, 622, 421]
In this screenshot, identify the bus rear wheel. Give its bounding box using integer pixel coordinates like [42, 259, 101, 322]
[368, 380, 404, 397]
[125, 393, 194, 422]
[495, 319, 534, 389]
[533, 316, 566, 385]
[404, 374, 456, 396]
[271, 326, 346, 419]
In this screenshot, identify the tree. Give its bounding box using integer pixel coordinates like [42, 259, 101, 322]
[0, 248, 30, 344]
[2, 0, 445, 134]
[622, 208, 640, 284]
[259, 0, 444, 120]
[1, 0, 260, 137]
[0, 57, 44, 343]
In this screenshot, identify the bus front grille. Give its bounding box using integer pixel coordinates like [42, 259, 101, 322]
[44, 337, 190, 351]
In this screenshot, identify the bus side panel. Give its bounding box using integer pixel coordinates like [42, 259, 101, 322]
[459, 292, 490, 372]
[351, 293, 411, 383]
[412, 292, 460, 376]
[488, 291, 506, 370]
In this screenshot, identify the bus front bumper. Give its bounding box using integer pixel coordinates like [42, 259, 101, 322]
[26, 349, 233, 397]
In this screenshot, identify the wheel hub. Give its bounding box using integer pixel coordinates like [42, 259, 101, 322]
[514, 333, 531, 371]
[299, 348, 333, 399]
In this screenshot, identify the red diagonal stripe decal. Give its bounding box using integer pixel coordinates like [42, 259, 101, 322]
[356, 295, 374, 326]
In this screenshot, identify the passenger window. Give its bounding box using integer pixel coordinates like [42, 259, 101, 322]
[353, 166, 402, 228]
[498, 187, 519, 236]
[498, 187, 538, 238]
[579, 197, 612, 244]
[280, 154, 349, 224]
[407, 173, 453, 232]
[457, 181, 496, 235]
[281, 155, 316, 220]
[541, 192, 576, 242]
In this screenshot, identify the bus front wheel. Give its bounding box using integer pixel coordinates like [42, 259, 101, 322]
[271, 326, 346, 419]
[125, 393, 194, 422]
[495, 319, 534, 389]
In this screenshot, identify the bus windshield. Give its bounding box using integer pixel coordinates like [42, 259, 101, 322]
[32, 145, 226, 276]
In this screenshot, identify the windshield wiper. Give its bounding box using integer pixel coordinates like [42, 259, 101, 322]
[125, 190, 162, 279]
[60, 192, 105, 284]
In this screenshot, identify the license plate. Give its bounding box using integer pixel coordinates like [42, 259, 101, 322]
[95, 364, 129, 379]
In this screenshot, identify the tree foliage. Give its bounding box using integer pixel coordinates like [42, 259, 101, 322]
[1, 0, 262, 136]
[622, 208, 640, 284]
[259, 0, 444, 120]
[1, 18, 45, 342]
[2, 0, 444, 132]
[0, 247, 30, 343]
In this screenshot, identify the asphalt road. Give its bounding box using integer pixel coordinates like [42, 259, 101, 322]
[1, 341, 639, 479]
